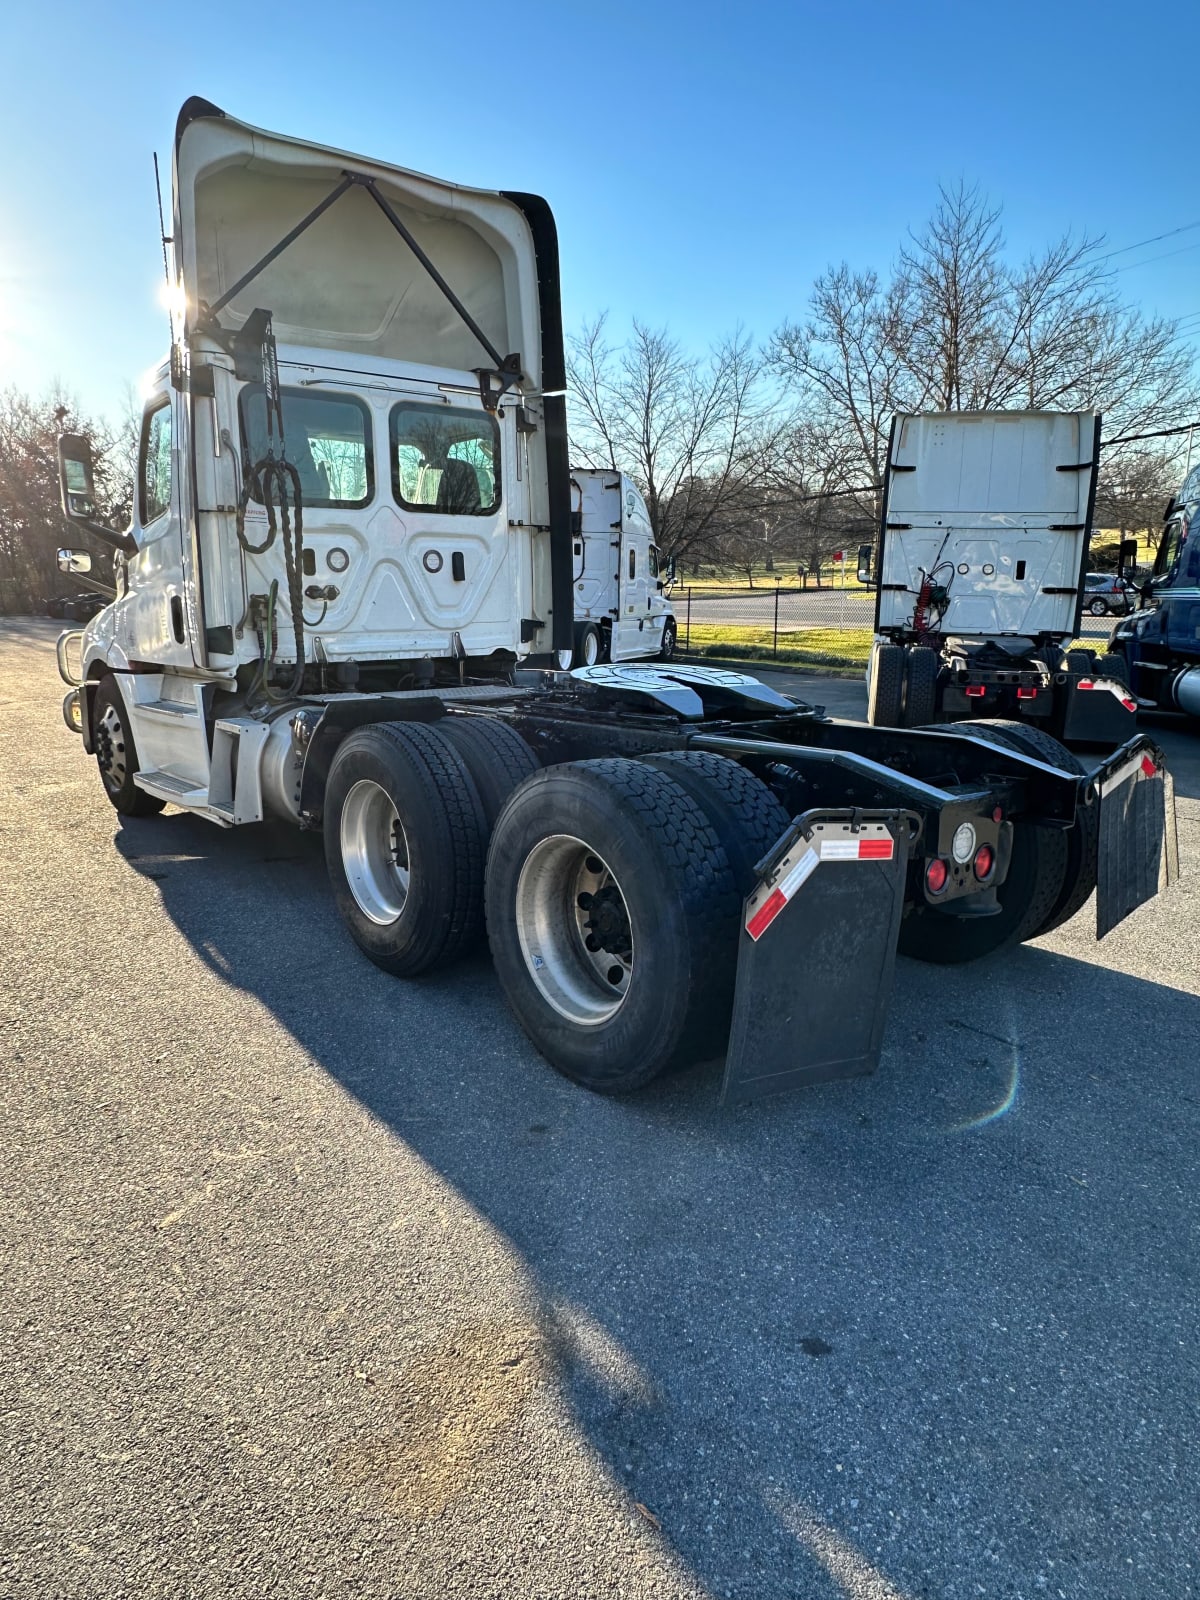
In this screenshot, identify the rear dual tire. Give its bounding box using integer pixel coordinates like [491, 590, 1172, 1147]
[485, 754, 783, 1092]
[868, 643, 938, 728]
[324, 716, 536, 977]
[898, 720, 1086, 963]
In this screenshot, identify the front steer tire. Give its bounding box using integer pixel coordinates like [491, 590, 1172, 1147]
[91, 676, 166, 818]
[485, 759, 743, 1093]
[324, 721, 487, 977]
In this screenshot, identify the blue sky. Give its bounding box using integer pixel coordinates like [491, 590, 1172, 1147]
[2, 0, 1198, 422]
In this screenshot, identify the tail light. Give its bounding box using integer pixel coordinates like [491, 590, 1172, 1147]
[965, 685, 986, 699]
[926, 859, 949, 893]
[973, 844, 995, 881]
[1017, 686, 1037, 700]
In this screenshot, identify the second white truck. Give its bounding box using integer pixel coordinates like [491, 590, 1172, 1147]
[860, 410, 1138, 747]
[565, 469, 676, 666]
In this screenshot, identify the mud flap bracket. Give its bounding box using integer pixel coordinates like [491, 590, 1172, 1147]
[721, 809, 916, 1105]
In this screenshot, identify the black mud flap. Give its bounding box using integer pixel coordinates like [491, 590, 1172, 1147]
[1059, 674, 1138, 747]
[1094, 740, 1179, 939]
[721, 810, 915, 1106]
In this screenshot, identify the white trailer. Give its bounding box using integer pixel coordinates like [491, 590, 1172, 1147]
[51, 102, 1176, 1105]
[862, 410, 1138, 746]
[566, 469, 676, 666]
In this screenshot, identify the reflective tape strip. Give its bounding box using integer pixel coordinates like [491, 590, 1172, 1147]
[745, 887, 788, 942]
[745, 847, 818, 941]
[744, 829, 895, 940]
[1077, 677, 1138, 712]
[819, 836, 895, 861]
[1096, 751, 1157, 799]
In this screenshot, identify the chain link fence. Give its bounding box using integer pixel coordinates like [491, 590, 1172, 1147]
[675, 581, 1120, 667]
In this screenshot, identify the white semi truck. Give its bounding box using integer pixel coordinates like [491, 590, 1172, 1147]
[53, 100, 1177, 1104]
[860, 411, 1138, 747]
[565, 468, 676, 666]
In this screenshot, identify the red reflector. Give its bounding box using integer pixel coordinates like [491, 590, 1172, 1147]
[746, 886, 787, 941]
[1017, 686, 1037, 700]
[973, 844, 995, 881]
[1141, 755, 1157, 777]
[1122, 697, 1137, 713]
[1077, 680, 1095, 691]
[992, 805, 1003, 823]
[965, 685, 986, 698]
[926, 859, 948, 893]
[858, 837, 894, 859]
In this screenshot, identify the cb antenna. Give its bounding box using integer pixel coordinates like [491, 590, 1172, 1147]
[153, 152, 175, 338]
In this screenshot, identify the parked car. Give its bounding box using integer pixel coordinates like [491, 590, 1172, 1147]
[1082, 572, 1135, 616]
[47, 592, 107, 623]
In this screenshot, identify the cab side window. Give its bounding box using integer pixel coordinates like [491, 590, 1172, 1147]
[1158, 517, 1185, 582]
[628, 548, 636, 580]
[139, 401, 173, 528]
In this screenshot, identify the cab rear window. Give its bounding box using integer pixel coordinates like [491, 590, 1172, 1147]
[239, 387, 373, 508]
[390, 403, 500, 516]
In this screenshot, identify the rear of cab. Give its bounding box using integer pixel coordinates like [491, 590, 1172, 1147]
[90, 97, 574, 686]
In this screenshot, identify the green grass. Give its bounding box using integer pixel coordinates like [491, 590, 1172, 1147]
[677, 567, 871, 593]
[682, 622, 873, 667]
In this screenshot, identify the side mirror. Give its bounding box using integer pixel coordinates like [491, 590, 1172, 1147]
[57, 548, 93, 575]
[666, 554, 677, 582]
[56, 434, 137, 556]
[857, 543, 874, 585]
[58, 434, 98, 520]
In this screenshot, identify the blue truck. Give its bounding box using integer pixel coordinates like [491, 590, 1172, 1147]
[1109, 464, 1200, 718]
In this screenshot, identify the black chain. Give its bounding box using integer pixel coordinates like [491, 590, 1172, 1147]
[233, 316, 306, 697]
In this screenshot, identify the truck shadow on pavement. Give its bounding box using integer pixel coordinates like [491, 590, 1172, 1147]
[115, 812, 1200, 1600]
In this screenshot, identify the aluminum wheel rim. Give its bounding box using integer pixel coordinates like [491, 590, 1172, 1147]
[96, 702, 127, 793]
[340, 779, 411, 925]
[515, 835, 633, 1026]
[582, 631, 600, 666]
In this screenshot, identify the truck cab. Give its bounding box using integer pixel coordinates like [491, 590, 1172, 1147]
[567, 469, 676, 665]
[1109, 463, 1200, 717]
[863, 409, 1137, 746]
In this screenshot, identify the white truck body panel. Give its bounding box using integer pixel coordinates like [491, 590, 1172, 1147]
[99, 101, 562, 680]
[878, 411, 1098, 640]
[173, 107, 545, 386]
[569, 469, 673, 661]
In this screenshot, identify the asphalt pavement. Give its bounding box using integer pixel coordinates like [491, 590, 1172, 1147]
[2, 617, 1198, 1600]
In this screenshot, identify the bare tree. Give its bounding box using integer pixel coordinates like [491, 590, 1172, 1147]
[567, 316, 781, 565]
[770, 183, 1200, 494]
[1094, 448, 1181, 555]
[770, 267, 913, 498]
[0, 388, 130, 615]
